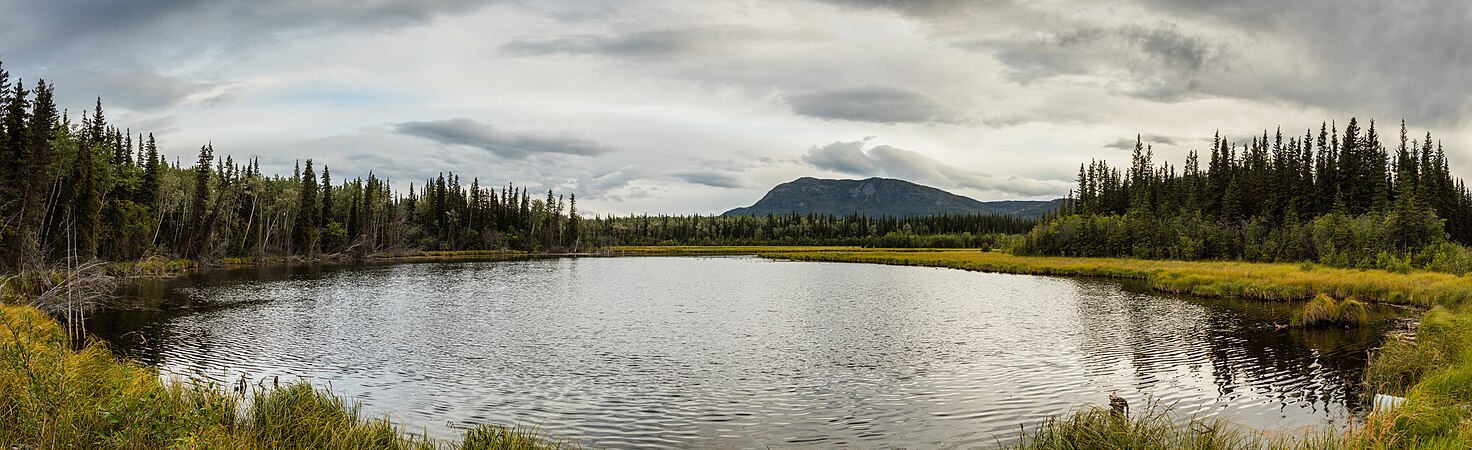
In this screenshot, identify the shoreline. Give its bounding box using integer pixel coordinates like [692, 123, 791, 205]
[8, 246, 1472, 447]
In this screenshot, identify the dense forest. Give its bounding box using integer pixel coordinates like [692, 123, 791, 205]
[1022, 121, 1472, 273]
[0, 59, 584, 271]
[579, 213, 1034, 248]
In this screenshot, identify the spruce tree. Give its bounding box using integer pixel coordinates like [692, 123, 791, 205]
[293, 159, 318, 255]
[0, 81, 27, 226]
[186, 144, 214, 258]
[23, 82, 56, 264]
[320, 166, 333, 224]
[140, 134, 161, 209]
[71, 142, 102, 260]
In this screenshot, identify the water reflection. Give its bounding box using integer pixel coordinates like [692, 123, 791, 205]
[88, 256, 1403, 448]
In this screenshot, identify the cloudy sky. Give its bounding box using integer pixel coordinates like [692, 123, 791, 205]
[2, 0, 1469, 215]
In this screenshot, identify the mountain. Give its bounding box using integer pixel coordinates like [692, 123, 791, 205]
[722, 177, 1063, 218]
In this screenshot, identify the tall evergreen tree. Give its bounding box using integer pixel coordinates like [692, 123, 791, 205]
[70, 140, 102, 260]
[186, 144, 214, 258]
[22, 82, 56, 266]
[140, 134, 161, 208]
[293, 159, 319, 254]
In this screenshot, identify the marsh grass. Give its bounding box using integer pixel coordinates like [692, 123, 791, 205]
[1337, 298, 1370, 326]
[1011, 405, 1260, 450]
[0, 305, 568, 450]
[1299, 294, 1340, 326]
[1010, 402, 1472, 450]
[759, 249, 1472, 307]
[1294, 295, 1370, 327]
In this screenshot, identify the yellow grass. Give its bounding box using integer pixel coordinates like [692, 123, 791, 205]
[744, 248, 1472, 307]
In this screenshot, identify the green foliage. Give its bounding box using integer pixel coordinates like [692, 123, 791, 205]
[581, 213, 1033, 248]
[1029, 119, 1472, 275]
[0, 59, 588, 267]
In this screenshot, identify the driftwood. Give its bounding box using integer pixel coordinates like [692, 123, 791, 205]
[29, 260, 117, 316]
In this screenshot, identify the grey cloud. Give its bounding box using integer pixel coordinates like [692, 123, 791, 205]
[502, 27, 764, 60]
[786, 86, 965, 124]
[1144, 0, 1472, 125]
[587, 166, 642, 192]
[976, 23, 1225, 101]
[394, 118, 613, 159]
[1103, 134, 1183, 150]
[802, 141, 880, 175]
[63, 70, 220, 111]
[965, 0, 1472, 124]
[2, 0, 499, 115]
[672, 170, 747, 189]
[815, 0, 1019, 21]
[2, 0, 495, 49]
[803, 141, 1069, 196]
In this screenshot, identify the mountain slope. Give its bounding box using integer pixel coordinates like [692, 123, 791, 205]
[722, 177, 1062, 218]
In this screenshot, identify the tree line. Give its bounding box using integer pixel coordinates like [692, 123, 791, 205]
[578, 212, 1034, 248]
[0, 58, 581, 271]
[1021, 119, 1472, 273]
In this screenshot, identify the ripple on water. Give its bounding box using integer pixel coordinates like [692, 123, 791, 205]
[91, 256, 1403, 448]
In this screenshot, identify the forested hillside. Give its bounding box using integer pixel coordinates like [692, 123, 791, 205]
[1022, 122, 1472, 273]
[0, 59, 583, 271]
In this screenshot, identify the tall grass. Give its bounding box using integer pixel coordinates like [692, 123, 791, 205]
[760, 249, 1472, 307]
[1294, 294, 1370, 327]
[1299, 294, 1339, 327]
[0, 305, 567, 450]
[1011, 405, 1260, 450]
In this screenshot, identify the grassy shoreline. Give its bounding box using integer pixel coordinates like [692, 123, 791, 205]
[0, 304, 565, 449]
[748, 248, 1472, 307]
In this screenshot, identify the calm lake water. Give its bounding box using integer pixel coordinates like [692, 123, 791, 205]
[89, 256, 1404, 448]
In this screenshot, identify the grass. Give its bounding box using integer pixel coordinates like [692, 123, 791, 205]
[1011, 404, 1258, 450]
[0, 304, 568, 450]
[748, 248, 1472, 307]
[1294, 294, 1370, 327]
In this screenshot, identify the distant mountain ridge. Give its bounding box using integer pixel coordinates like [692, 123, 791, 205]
[722, 177, 1063, 218]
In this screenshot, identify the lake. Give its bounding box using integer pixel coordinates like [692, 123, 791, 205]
[88, 256, 1404, 448]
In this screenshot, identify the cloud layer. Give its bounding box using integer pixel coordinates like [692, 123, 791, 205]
[393, 119, 613, 159]
[3, 0, 1467, 215]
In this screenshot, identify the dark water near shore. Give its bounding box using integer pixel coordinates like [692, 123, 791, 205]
[89, 256, 1406, 448]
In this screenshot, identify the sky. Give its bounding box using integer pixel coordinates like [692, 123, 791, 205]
[2, 0, 1470, 215]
